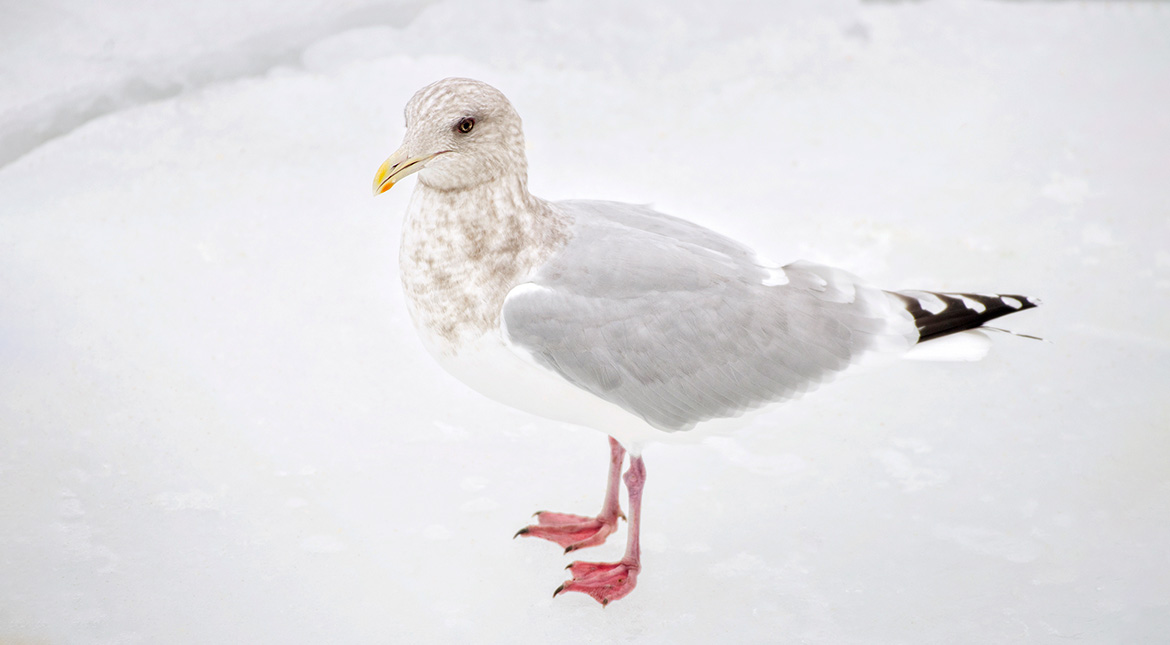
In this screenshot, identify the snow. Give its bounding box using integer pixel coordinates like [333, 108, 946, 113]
[2, 0, 1168, 642]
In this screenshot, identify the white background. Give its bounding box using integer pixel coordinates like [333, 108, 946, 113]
[2, 0, 1168, 642]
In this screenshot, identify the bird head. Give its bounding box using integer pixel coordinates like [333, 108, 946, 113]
[373, 77, 528, 195]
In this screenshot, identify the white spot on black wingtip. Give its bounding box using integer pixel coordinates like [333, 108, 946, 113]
[1026, 296, 1042, 307]
[1000, 296, 1023, 309]
[913, 292, 946, 314]
[956, 295, 987, 313]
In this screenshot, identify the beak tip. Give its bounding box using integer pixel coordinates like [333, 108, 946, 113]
[373, 156, 394, 196]
[374, 147, 438, 197]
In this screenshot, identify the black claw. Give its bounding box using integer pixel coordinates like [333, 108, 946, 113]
[553, 584, 565, 597]
[513, 528, 528, 538]
[601, 599, 609, 607]
[564, 545, 576, 555]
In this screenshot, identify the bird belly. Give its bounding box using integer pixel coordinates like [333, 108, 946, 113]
[418, 328, 713, 452]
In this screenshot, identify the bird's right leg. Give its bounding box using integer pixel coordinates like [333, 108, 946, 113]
[514, 436, 626, 553]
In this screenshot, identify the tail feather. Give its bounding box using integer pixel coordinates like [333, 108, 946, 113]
[893, 290, 1039, 343]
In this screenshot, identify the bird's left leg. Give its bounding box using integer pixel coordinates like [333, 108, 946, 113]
[514, 436, 626, 553]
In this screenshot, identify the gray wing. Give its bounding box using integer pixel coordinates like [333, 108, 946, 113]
[501, 200, 917, 432]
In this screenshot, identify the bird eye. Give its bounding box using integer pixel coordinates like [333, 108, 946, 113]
[456, 117, 476, 134]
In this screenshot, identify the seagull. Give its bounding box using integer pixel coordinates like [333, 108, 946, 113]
[372, 77, 1038, 606]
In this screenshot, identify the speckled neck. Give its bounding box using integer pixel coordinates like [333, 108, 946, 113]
[399, 175, 570, 353]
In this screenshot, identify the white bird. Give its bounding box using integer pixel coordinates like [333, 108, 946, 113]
[372, 77, 1038, 606]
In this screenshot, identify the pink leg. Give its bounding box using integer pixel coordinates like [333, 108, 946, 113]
[555, 454, 645, 606]
[515, 437, 626, 553]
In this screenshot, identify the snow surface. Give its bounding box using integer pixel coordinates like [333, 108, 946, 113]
[2, 0, 1169, 642]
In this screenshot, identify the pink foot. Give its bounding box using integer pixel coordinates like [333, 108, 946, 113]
[554, 560, 640, 606]
[514, 437, 627, 553]
[514, 510, 622, 552]
[553, 455, 646, 607]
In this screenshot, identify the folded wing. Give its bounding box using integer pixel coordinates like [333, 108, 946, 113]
[501, 201, 919, 432]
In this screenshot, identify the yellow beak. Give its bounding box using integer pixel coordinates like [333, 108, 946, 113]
[372, 147, 446, 195]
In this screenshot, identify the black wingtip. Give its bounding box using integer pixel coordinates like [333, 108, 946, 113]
[895, 291, 1039, 343]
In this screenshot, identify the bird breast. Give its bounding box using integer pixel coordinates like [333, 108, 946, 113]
[398, 178, 570, 354]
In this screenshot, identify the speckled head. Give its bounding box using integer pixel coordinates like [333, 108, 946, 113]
[374, 78, 528, 194]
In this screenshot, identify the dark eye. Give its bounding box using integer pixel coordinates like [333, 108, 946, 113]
[456, 117, 475, 134]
